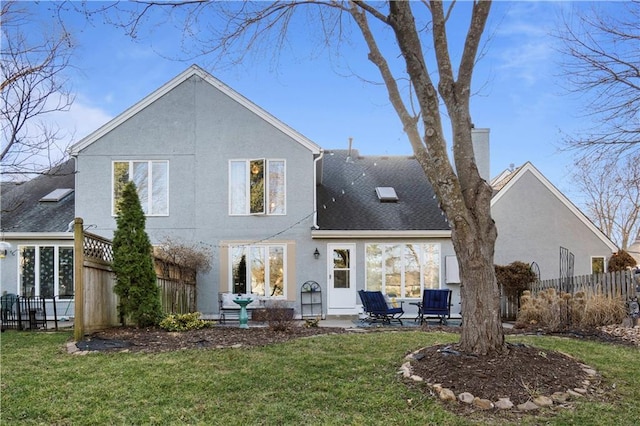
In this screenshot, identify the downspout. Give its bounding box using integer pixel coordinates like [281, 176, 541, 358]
[313, 149, 324, 229]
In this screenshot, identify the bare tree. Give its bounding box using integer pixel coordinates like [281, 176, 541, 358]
[572, 156, 640, 250]
[1, 1, 74, 181]
[557, 1, 640, 161]
[103, 0, 501, 354]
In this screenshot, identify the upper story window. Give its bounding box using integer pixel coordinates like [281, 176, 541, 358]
[229, 159, 285, 215]
[113, 160, 168, 216]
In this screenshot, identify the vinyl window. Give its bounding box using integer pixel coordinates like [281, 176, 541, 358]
[113, 160, 169, 216]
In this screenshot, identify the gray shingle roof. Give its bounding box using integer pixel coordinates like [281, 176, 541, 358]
[1, 159, 75, 233]
[317, 150, 450, 231]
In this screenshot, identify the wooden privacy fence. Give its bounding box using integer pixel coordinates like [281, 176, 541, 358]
[500, 270, 638, 321]
[500, 289, 520, 321]
[155, 259, 197, 315]
[531, 270, 637, 300]
[74, 218, 197, 341]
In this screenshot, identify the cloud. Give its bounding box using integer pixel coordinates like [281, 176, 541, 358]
[42, 93, 113, 148]
[490, 2, 561, 87]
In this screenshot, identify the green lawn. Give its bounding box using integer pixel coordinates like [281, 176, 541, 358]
[1, 330, 638, 425]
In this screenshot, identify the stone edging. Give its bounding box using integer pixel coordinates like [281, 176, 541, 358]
[400, 348, 599, 412]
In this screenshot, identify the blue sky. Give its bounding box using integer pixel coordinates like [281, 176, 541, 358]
[21, 1, 618, 204]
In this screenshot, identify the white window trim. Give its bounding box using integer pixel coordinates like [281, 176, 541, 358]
[17, 245, 74, 299]
[111, 160, 170, 217]
[227, 243, 287, 297]
[228, 159, 286, 216]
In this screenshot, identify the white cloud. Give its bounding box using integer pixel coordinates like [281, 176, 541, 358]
[42, 94, 113, 150]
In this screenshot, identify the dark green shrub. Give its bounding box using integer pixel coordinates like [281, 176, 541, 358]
[159, 312, 210, 331]
[112, 181, 162, 327]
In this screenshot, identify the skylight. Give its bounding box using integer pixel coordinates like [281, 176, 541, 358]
[375, 186, 398, 202]
[40, 188, 73, 202]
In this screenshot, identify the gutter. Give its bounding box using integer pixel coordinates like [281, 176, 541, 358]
[312, 149, 324, 229]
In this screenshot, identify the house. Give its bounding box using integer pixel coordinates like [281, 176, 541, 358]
[0, 159, 76, 317]
[61, 65, 615, 320]
[491, 162, 617, 279]
[313, 149, 460, 316]
[69, 65, 323, 318]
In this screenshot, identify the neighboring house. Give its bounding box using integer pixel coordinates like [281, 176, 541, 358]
[66, 65, 616, 320]
[491, 162, 617, 279]
[0, 159, 76, 317]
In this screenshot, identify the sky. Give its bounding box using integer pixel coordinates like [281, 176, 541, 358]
[14, 1, 622, 206]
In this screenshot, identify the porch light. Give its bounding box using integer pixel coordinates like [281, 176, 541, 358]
[0, 241, 11, 259]
[313, 248, 320, 259]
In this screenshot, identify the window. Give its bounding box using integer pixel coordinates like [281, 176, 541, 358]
[113, 160, 168, 216]
[19, 246, 74, 299]
[229, 159, 285, 215]
[591, 256, 606, 274]
[365, 243, 440, 298]
[230, 244, 285, 297]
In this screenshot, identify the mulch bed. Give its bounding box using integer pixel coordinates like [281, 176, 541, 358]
[82, 325, 350, 353]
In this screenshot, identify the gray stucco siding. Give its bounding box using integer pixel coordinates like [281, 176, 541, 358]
[493, 170, 612, 280]
[74, 74, 319, 316]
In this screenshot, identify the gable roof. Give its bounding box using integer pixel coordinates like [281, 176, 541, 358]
[314, 150, 451, 237]
[68, 64, 321, 156]
[491, 162, 617, 251]
[1, 159, 75, 233]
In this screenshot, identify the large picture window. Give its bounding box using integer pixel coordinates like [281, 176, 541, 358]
[230, 244, 285, 297]
[229, 159, 285, 215]
[19, 246, 74, 299]
[113, 160, 168, 216]
[365, 243, 440, 298]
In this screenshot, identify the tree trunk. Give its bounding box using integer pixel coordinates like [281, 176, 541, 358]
[452, 224, 504, 354]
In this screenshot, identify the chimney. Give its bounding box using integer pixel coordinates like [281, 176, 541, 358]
[471, 128, 490, 181]
[346, 137, 354, 163]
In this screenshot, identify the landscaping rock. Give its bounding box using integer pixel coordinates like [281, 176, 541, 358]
[495, 398, 514, 410]
[517, 401, 539, 411]
[533, 395, 553, 407]
[472, 397, 494, 410]
[457, 392, 474, 404]
[551, 392, 569, 403]
[439, 388, 456, 402]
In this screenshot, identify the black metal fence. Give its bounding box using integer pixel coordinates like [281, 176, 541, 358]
[1, 295, 59, 331]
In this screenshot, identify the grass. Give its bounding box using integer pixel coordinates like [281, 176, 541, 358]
[1, 330, 638, 425]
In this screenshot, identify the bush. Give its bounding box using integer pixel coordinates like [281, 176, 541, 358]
[495, 261, 537, 296]
[112, 181, 162, 327]
[159, 312, 210, 332]
[263, 301, 295, 332]
[516, 288, 626, 330]
[608, 250, 637, 272]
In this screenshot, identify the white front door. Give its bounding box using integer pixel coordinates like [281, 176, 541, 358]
[327, 244, 357, 314]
